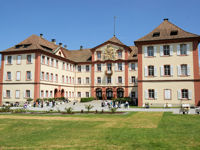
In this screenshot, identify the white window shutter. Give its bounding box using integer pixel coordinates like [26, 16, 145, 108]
[44, 91, 46, 98]
[129, 63, 131, 71]
[160, 46, 163, 56]
[177, 45, 180, 56]
[160, 66, 164, 76]
[4, 73, 6, 81]
[144, 47, 147, 57]
[189, 90, 192, 100]
[30, 91, 33, 98]
[30, 72, 32, 80]
[122, 63, 125, 71]
[186, 44, 190, 55]
[187, 65, 190, 76]
[95, 78, 97, 84]
[5, 56, 8, 64]
[135, 63, 138, 70]
[154, 67, 157, 77]
[178, 90, 181, 99]
[171, 66, 173, 76]
[145, 90, 148, 99]
[54, 59, 56, 67]
[45, 57, 47, 65]
[177, 65, 181, 76]
[11, 56, 13, 64]
[115, 63, 118, 71]
[3, 90, 6, 98]
[155, 90, 158, 99]
[115, 78, 118, 84]
[129, 77, 132, 83]
[24, 90, 26, 98]
[170, 45, 173, 56]
[31, 54, 33, 63]
[11, 73, 12, 80]
[144, 66, 148, 77]
[154, 46, 157, 56]
[95, 64, 97, 72]
[122, 77, 124, 84]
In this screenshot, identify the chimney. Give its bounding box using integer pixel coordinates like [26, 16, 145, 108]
[80, 45, 83, 50]
[163, 18, 168, 21]
[40, 34, 43, 38]
[64, 45, 67, 49]
[52, 39, 56, 44]
[59, 43, 62, 47]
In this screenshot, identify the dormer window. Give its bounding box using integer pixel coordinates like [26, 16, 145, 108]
[170, 30, 178, 36]
[152, 32, 160, 37]
[15, 45, 23, 49]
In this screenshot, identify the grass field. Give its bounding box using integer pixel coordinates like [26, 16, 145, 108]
[0, 112, 200, 150]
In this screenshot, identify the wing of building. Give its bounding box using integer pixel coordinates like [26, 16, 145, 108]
[0, 18, 200, 107]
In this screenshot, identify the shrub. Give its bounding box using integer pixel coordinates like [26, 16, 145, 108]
[12, 108, 26, 113]
[65, 107, 73, 114]
[27, 98, 33, 102]
[85, 104, 94, 112]
[81, 97, 95, 103]
[0, 106, 11, 112]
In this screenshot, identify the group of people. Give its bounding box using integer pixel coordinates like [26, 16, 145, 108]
[101, 100, 129, 109]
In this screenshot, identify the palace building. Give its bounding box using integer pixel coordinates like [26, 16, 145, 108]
[0, 19, 200, 107]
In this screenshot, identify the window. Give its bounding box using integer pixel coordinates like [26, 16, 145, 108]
[170, 30, 178, 36]
[46, 91, 48, 98]
[7, 56, 12, 64]
[66, 76, 68, 83]
[118, 76, 122, 83]
[148, 66, 154, 76]
[97, 77, 101, 84]
[164, 65, 171, 76]
[41, 90, 44, 98]
[16, 71, 21, 81]
[72, 77, 74, 84]
[47, 57, 49, 65]
[7, 72, 11, 80]
[181, 64, 187, 75]
[180, 44, 187, 55]
[50, 73, 53, 81]
[56, 60, 58, 68]
[118, 63, 122, 71]
[78, 92, 81, 98]
[163, 45, 170, 56]
[147, 46, 154, 56]
[131, 76, 135, 83]
[131, 63, 135, 70]
[131, 91, 136, 98]
[152, 32, 160, 37]
[15, 90, 20, 99]
[6, 90, 11, 98]
[164, 89, 171, 100]
[148, 89, 155, 99]
[26, 71, 31, 80]
[26, 90, 31, 98]
[107, 76, 111, 84]
[86, 77, 90, 84]
[86, 65, 90, 72]
[69, 92, 71, 98]
[50, 91, 53, 97]
[66, 91, 68, 98]
[78, 65, 81, 72]
[118, 51, 122, 58]
[56, 74, 58, 82]
[50, 58, 53, 66]
[97, 51, 101, 59]
[63, 62, 65, 70]
[42, 56, 45, 64]
[86, 92, 89, 98]
[27, 55, 32, 64]
[97, 64, 101, 71]
[107, 63, 112, 71]
[62, 75, 64, 83]
[182, 89, 188, 99]
[78, 78, 81, 84]
[69, 77, 71, 83]
[17, 55, 21, 64]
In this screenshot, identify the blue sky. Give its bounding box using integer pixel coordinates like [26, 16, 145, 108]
[0, 0, 200, 54]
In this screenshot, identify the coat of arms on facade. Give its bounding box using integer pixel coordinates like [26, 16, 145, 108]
[103, 45, 116, 60]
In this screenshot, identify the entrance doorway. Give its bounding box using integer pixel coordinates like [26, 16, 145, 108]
[106, 88, 113, 100]
[61, 89, 64, 97]
[54, 89, 58, 98]
[96, 88, 102, 100]
[117, 88, 124, 98]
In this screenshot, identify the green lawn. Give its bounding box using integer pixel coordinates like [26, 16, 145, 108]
[0, 112, 200, 149]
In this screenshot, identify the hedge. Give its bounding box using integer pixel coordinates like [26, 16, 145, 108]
[80, 97, 95, 102]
